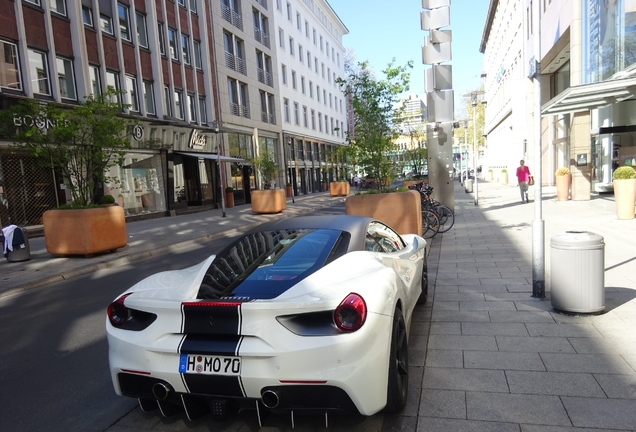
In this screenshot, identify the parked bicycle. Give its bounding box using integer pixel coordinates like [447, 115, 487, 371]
[357, 178, 380, 191]
[408, 182, 455, 235]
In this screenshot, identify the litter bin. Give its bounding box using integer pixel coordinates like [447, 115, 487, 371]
[550, 231, 604, 313]
[465, 179, 474, 193]
[3, 226, 31, 262]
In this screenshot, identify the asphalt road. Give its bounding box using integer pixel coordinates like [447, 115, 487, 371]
[0, 203, 351, 432]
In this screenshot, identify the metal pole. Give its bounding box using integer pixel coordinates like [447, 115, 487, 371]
[462, 123, 467, 185]
[532, 0, 545, 298]
[472, 99, 479, 205]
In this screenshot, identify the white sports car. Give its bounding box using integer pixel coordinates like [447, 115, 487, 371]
[106, 215, 427, 424]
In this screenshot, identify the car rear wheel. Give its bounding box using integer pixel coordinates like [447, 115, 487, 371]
[384, 308, 408, 413]
[417, 266, 428, 304]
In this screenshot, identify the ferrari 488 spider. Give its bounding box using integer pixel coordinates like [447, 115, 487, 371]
[106, 215, 427, 424]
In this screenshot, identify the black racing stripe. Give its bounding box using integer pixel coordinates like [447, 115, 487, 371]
[182, 303, 240, 335]
[182, 374, 244, 397]
[180, 334, 242, 356]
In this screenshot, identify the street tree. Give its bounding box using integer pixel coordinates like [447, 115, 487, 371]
[4, 89, 134, 207]
[337, 58, 413, 188]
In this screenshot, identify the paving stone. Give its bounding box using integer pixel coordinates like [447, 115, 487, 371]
[520, 425, 623, 432]
[461, 322, 529, 336]
[562, 396, 636, 429]
[496, 336, 575, 353]
[431, 311, 491, 323]
[430, 322, 461, 335]
[479, 277, 529, 285]
[416, 417, 520, 432]
[593, 373, 636, 399]
[459, 284, 510, 293]
[489, 311, 555, 323]
[428, 335, 498, 351]
[540, 353, 635, 374]
[507, 370, 605, 397]
[423, 367, 509, 392]
[484, 293, 537, 301]
[567, 336, 636, 355]
[433, 301, 459, 311]
[514, 300, 555, 311]
[460, 301, 517, 311]
[466, 392, 570, 426]
[418, 389, 466, 419]
[526, 323, 604, 338]
[435, 292, 486, 302]
[464, 351, 545, 371]
[425, 350, 464, 368]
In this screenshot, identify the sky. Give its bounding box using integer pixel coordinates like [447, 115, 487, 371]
[327, 0, 491, 118]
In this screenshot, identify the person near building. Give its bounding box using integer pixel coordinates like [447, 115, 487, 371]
[516, 160, 531, 203]
[353, 174, 360, 189]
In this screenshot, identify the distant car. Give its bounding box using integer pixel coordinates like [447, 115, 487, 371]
[106, 215, 427, 424]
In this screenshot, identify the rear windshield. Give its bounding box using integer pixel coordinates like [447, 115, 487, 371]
[198, 229, 347, 300]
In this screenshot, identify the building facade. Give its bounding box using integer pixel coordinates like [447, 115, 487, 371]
[272, 0, 348, 194]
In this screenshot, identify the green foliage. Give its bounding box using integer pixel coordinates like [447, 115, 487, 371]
[225, 186, 234, 193]
[555, 167, 570, 176]
[501, 169, 507, 173]
[613, 166, 636, 180]
[3, 88, 133, 207]
[99, 194, 115, 205]
[337, 59, 413, 190]
[251, 147, 279, 189]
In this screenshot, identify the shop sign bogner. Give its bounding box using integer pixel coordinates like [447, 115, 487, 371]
[12, 114, 68, 129]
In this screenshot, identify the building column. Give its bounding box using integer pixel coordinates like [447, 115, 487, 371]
[570, 111, 591, 200]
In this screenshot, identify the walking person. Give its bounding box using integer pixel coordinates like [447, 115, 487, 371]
[353, 174, 359, 189]
[516, 160, 531, 203]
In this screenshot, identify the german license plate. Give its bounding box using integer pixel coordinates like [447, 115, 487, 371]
[179, 354, 241, 376]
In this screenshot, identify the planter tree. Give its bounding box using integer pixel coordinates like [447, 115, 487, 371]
[250, 146, 286, 214]
[337, 59, 413, 190]
[3, 89, 134, 256]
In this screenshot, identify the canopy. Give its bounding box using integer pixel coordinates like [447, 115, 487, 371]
[541, 77, 636, 116]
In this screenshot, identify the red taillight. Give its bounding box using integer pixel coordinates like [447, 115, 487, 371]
[108, 293, 133, 328]
[334, 293, 367, 332]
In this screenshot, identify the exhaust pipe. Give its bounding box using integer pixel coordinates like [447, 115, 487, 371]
[152, 383, 170, 400]
[261, 390, 281, 409]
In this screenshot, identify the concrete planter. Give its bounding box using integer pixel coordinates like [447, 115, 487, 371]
[286, 186, 293, 198]
[225, 192, 234, 208]
[556, 175, 570, 201]
[251, 189, 286, 214]
[345, 190, 422, 236]
[500, 172, 508, 184]
[42, 206, 127, 257]
[329, 181, 350, 196]
[486, 171, 493, 181]
[613, 178, 636, 220]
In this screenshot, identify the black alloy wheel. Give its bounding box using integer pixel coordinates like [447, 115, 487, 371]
[384, 308, 408, 413]
[418, 266, 428, 304]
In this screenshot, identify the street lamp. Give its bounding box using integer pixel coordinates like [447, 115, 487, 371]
[464, 91, 485, 205]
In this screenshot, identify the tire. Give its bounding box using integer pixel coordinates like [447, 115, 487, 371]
[435, 205, 455, 233]
[384, 308, 408, 413]
[417, 265, 428, 304]
[421, 210, 439, 239]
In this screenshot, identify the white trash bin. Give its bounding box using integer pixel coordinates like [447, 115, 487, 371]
[550, 231, 604, 313]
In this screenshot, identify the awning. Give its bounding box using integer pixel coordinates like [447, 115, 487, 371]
[174, 151, 249, 163]
[541, 77, 636, 116]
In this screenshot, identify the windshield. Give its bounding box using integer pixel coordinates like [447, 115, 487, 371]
[198, 228, 347, 300]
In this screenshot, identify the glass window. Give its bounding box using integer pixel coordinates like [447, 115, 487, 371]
[136, 13, 148, 48]
[293, 102, 299, 125]
[0, 41, 21, 90]
[50, 0, 66, 16]
[289, 37, 294, 55]
[283, 98, 289, 122]
[24, 0, 40, 5]
[178, 0, 185, 6]
[281, 64, 287, 84]
[158, 23, 166, 55]
[164, 86, 172, 116]
[126, 75, 138, 111]
[199, 97, 207, 123]
[187, 93, 196, 122]
[105, 70, 120, 102]
[82, 6, 93, 26]
[118, 4, 131, 41]
[193, 40, 202, 69]
[143, 81, 155, 114]
[189, 0, 197, 13]
[365, 222, 405, 252]
[89, 65, 100, 95]
[28, 49, 49, 95]
[279, 28, 285, 49]
[174, 90, 183, 119]
[303, 105, 307, 127]
[181, 34, 190, 65]
[168, 28, 178, 60]
[286, 2, 291, 20]
[56, 57, 76, 99]
[291, 70, 296, 89]
[100, 14, 113, 34]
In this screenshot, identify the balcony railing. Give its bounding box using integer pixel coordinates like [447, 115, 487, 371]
[220, 3, 243, 30]
[255, 0, 267, 10]
[225, 52, 247, 75]
[261, 111, 276, 124]
[230, 102, 250, 118]
[257, 68, 273, 87]
[254, 27, 270, 49]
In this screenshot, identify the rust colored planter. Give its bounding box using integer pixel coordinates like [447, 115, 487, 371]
[322, 182, 328, 191]
[251, 189, 287, 214]
[42, 206, 127, 257]
[345, 190, 422, 236]
[613, 178, 636, 220]
[330, 182, 350, 196]
[225, 192, 234, 208]
[556, 175, 570, 201]
[286, 186, 293, 198]
[402, 181, 421, 189]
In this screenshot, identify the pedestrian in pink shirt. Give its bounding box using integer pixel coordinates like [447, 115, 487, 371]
[516, 160, 531, 203]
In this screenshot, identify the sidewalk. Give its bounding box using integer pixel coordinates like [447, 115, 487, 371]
[0, 191, 346, 299]
[418, 178, 636, 430]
